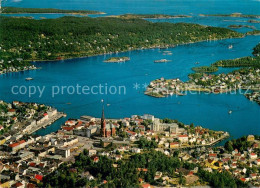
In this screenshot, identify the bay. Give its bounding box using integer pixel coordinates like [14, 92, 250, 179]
[0, 36, 259, 138]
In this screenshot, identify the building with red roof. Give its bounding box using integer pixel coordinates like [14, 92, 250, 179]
[141, 183, 151, 188]
[178, 135, 189, 142]
[9, 140, 26, 152]
[35, 174, 43, 181]
[249, 153, 257, 160]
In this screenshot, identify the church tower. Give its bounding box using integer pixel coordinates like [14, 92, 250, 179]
[101, 104, 106, 137]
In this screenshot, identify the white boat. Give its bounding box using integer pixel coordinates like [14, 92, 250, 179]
[228, 110, 232, 114]
[25, 77, 33, 81]
[228, 45, 233, 49]
[154, 59, 171, 63]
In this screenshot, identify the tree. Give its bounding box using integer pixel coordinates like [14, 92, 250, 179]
[179, 172, 186, 185]
[190, 123, 194, 128]
[224, 140, 233, 152]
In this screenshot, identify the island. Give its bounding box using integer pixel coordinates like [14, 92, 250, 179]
[0, 12, 244, 74]
[228, 24, 256, 30]
[248, 19, 260, 23]
[146, 67, 259, 98]
[191, 66, 218, 73]
[199, 13, 260, 19]
[1, 7, 104, 15]
[146, 44, 260, 101]
[108, 14, 192, 19]
[246, 30, 260, 36]
[104, 56, 130, 63]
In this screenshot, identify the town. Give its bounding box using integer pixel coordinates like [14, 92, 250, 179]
[0, 101, 259, 187]
[245, 92, 260, 105]
[0, 100, 64, 137]
[0, 63, 37, 75]
[145, 67, 260, 103]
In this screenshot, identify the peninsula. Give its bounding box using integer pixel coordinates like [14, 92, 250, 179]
[246, 30, 260, 36]
[145, 67, 260, 99]
[1, 7, 104, 15]
[245, 92, 260, 105]
[0, 11, 244, 74]
[191, 66, 219, 73]
[191, 43, 260, 73]
[104, 56, 130, 63]
[145, 44, 260, 101]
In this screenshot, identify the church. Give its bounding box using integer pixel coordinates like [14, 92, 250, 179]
[101, 106, 116, 137]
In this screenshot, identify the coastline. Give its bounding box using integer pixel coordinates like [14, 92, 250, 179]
[0, 66, 40, 76]
[0, 35, 246, 76]
[28, 112, 66, 134]
[21, 35, 245, 64]
[175, 132, 230, 150]
[199, 13, 260, 19]
[107, 14, 192, 19]
[1, 12, 106, 15]
[0, 14, 246, 75]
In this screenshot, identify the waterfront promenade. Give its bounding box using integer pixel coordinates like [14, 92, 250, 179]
[176, 132, 230, 150]
[27, 112, 65, 134]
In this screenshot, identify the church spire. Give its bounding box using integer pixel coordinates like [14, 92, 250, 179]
[101, 100, 106, 137]
[102, 103, 105, 121]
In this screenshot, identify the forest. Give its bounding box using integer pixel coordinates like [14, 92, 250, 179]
[1, 7, 102, 14]
[246, 30, 260, 36]
[213, 56, 260, 68]
[0, 15, 243, 70]
[253, 43, 260, 56]
[192, 66, 219, 73]
[224, 135, 259, 152]
[42, 150, 246, 188]
[224, 137, 250, 152]
[191, 44, 260, 72]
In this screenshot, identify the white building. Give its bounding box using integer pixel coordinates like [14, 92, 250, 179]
[178, 135, 189, 143]
[141, 114, 155, 121]
[56, 147, 70, 158]
[152, 119, 179, 133]
[249, 153, 257, 160]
